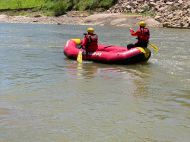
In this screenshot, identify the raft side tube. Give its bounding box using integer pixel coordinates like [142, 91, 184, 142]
[64, 39, 81, 59]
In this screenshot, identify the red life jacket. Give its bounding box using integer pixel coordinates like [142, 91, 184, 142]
[137, 28, 150, 42]
[85, 34, 98, 46]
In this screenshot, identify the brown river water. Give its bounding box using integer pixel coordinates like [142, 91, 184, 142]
[0, 23, 190, 141]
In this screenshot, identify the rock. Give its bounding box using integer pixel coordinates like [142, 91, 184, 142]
[188, 9, 190, 14]
[163, 22, 170, 27]
[137, 0, 144, 2]
[110, 18, 126, 26]
[155, 15, 162, 21]
[126, 5, 132, 10]
[131, 9, 137, 13]
[183, 17, 188, 23]
[166, 2, 173, 5]
[158, 7, 165, 12]
[145, 18, 160, 27]
[180, 22, 184, 27]
[34, 14, 42, 18]
[82, 13, 120, 23]
[137, 9, 144, 13]
[184, 23, 189, 27]
[167, 14, 173, 19]
[149, 2, 156, 7]
[80, 13, 88, 17]
[178, 0, 183, 4]
[62, 15, 67, 18]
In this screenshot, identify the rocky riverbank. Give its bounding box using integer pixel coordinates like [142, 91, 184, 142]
[108, 0, 190, 28]
[0, 12, 160, 27]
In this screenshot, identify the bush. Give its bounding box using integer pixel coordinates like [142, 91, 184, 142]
[42, 1, 55, 10]
[78, 0, 98, 10]
[67, 3, 73, 11]
[99, 0, 112, 8]
[87, 0, 99, 8]
[53, 1, 68, 16]
[142, 6, 148, 11]
[73, 3, 79, 10]
[99, 8, 105, 12]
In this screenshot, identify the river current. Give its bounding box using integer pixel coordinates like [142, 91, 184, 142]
[0, 23, 190, 141]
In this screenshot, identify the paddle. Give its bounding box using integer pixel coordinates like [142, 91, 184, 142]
[104, 45, 114, 48]
[86, 42, 89, 57]
[77, 50, 82, 63]
[149, 43, 158, 52]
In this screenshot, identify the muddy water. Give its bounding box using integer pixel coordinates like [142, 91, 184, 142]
[0, 23, 190, 141]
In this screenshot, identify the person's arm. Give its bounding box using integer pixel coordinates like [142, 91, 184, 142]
[82, 36, 87, 49]
[129, 28, 140, 36]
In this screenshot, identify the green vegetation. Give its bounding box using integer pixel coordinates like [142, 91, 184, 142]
[0, 0, 118, 16]
[0, 0, 46, 9]
[53, 1, 68, 16]
[142, 6, 148, 11]
[0, 0, 156, 17]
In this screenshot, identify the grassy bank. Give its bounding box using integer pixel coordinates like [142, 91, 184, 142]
[0, 0, 118, 16]
[0, 0, 46, 9]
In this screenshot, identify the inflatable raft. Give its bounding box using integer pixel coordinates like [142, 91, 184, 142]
[64, 39, 151, 64]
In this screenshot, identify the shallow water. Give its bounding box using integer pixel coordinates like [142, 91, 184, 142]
[0, 23, 190, 141]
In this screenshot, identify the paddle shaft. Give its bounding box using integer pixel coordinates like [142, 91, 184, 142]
[86, 43, 89, 57]
[149, 43, 158, 52]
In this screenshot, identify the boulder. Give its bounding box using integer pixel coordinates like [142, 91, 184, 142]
[154, 15, 162, 21]
[163, 22, 170, 27]
[145, 18, 161, 27]
[110, 18, 126, 26]
[126, 5, 132, 10]
[183, 17, 188, 23]
[149, 2, 156, 7]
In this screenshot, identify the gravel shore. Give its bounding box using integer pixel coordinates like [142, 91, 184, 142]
[0, 13, 161, 27]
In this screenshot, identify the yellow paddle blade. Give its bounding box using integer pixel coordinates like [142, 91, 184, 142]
[77, 51, 82, 63]
[149, 43, 158, 52]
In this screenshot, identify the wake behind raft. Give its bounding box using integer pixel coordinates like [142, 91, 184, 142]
[63, 39, 151, 65]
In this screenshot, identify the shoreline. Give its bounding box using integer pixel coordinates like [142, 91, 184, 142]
[0, 13, 161, 27]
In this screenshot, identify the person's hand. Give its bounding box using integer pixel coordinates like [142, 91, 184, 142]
[129, 28, 132, 31]
[77, 44, 83, 49]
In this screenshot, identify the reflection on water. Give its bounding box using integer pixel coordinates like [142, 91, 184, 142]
[77, 63, 83, 78]
[0, 23, 190, 141]
[63, 60, 160, 99]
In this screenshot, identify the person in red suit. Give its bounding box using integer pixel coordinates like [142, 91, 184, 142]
[82, 28, 98, 52]
[127, 21, 150, 49]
